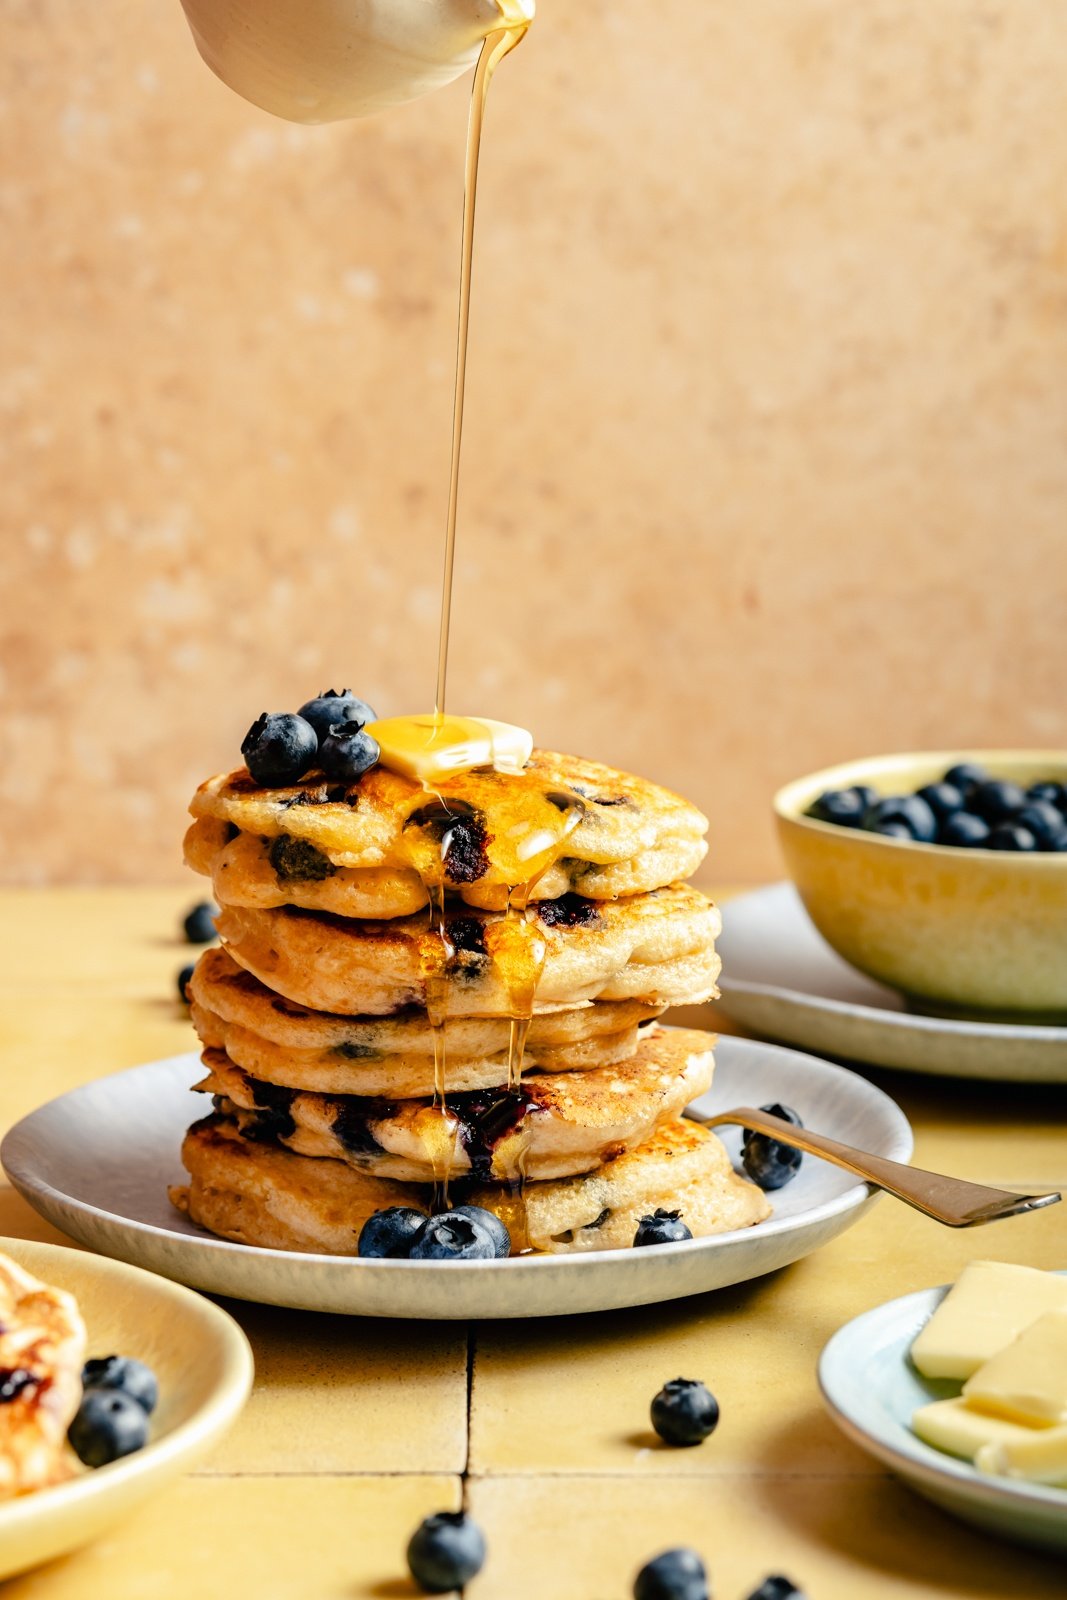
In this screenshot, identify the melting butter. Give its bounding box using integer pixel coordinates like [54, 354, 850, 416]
[368, 714, 533, 783]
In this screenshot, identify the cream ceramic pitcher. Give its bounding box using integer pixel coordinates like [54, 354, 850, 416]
[178, 0, 534, 123]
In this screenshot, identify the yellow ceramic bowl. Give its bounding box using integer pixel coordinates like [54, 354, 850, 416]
[0, 1238, 253, 1582]
[774, 751, 1067, 1016]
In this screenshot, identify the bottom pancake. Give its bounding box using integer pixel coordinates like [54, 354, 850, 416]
[171, 1113, 770, 1256]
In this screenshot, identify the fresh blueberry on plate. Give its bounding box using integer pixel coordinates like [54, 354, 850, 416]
[81, 1355, 158, 1415]
[742, 1103, 804, 1191]
[357, 1207, 429, 1259]
[68, 1390, 150, 1468]
[943, 762, 987, 796]
[650, 1378, 720, 1447]
[409, 1212, 498, 1261]
[970, 778, 1026, 825]
[319, 721, 381, 783]
[915, 781, 964, 823]
[744, 1578, 807, 1600]
[633, 1547, 709, 1600]
[297, 688, 378, 744]
[449, 1205, 511, 1259]
[406, 1510, 486, 1592]
[938, 811, 991, 848]
[987, 822, 1038, 852]
[862, 795, 937, 842]
[177, 964, 195, 1003]
[807, 788, 866, 827]
[182, 901, 217, 945]
[241, 712, 318, 786]
[633, 1209, 693, 1247]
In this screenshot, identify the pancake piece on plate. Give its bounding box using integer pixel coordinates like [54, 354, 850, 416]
[0, 1252, 86, 1498]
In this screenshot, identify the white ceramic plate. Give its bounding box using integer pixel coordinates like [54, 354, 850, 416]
[1, 1038, 911, 1321]
[716, 884, 1067, 1081]
[819, 1280, 1067, 1554]
[0, 1238, 252, 1581]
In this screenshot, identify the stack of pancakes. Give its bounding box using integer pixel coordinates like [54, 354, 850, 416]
[171, 749, 770, 1254]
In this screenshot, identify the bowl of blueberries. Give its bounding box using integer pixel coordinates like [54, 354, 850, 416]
[773, 751, 1067, 1018]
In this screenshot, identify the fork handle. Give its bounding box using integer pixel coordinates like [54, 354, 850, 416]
[686, 1105, 1061, 1228]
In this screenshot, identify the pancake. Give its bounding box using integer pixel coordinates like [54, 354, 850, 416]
[194, 1023, 715, 1183]
[189, 947, 664, 1096]
[189, 749, 708, 913]
[0, 1252, 86, 1499]
[215, 884, 721, 1018]
[171, 1114, 770, 1256]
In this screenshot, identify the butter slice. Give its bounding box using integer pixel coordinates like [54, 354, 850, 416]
[368, 715, 533, 783]
[975, 1423, 1067, 1487]
[910, 1262, 1067, 1380]
[963, 1309, 1067, 1426]
[912, 1397, 1042, 1462]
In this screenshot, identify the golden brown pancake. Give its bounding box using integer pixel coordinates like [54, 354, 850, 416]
[195, 1023, 715, 1182]
[188, 749, 708, 912]
[171, 1114, 770, 1256]
[189, 947, 664, 1096]
[215, 884, 721, 1018]
[0, 1252, 86, 1499]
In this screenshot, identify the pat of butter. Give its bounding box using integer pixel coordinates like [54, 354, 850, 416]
[975, 1423, 1067, 1487]
[963, 1309, 1067, 1426]
[368, 715, 533, 783]
[912, 1397, 1043, 1462]
[910, 1261, 1067, 1381]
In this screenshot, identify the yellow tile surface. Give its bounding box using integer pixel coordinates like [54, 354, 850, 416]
[466, 1476, 1067, 1599]
[0, 1476, 461, 1599]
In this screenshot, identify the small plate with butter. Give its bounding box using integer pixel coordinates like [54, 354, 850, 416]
[819, 1262, 1067, 1554]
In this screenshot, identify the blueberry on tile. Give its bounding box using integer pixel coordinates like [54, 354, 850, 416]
[450, 1205, 511, 1259]
[81, 1355, 158, 1415]
[409, 1212, 497, 1261]
[633, 1547, 709, 1600]
[633, 1209, 693, 1247]
[319, 721, 380, 783]
[987, 823, 1038, 852]
[182, 901, 218, 944]
[938, 811, 991, 848]
[68, 1390, 149, 1468]
[406, 1511, 486, 1592]
[177, 963, 195, 1003]
[744, 1578, 808, 1600]
[650, 1378, 720, 1447]
[861, 795, 937, 842]
[970, 778, 1026, 825]
[357, 1207, 429, 1259]
[241, 712, 318, 786]
[297, 689, 378, 744]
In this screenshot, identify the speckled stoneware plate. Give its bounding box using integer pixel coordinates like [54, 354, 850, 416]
[716, 884, 1067, 1081]
[819, 1279, 1067, 1555]
[1, 1039, 911, 1320]
[0, 1238, 252, 1582]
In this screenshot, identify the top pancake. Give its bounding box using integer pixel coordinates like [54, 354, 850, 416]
[188, 749, 708, 914]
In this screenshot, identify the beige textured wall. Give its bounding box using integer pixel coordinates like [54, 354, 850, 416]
[3, 0, 1066, 885]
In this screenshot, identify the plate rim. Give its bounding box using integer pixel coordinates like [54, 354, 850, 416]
[0, 1036, 913, 1279]
[818, 1281, 1067, 1517]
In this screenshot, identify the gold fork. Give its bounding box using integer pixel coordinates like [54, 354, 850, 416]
[684, 1105, 1062, 1228]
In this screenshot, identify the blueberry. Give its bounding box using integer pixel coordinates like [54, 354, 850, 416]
[742, 1103, 804, 1191]
[319, 721, 380, 783]
[409, 1211, 497, 1261]
[852, 784, 878, 811]
[987, 822, 1038, 852]
[357, 1207, 429, 1259]
[406, 1511, 486, 1592]
[970, 778, 1027, 825]
[1027, 781, 1067, 814]
[873, 820, 914, 840]
[862, 795, 937, 842]
[915, 782, 965, 823]
[81, 1355, 158, 1415]
[938, 811, 991, 848]
[182, 901, 217, 944]
[633, 1209, 693, 1247]
[450, 1205, 511, 1259]
[241, 712, 318, 786]
[943, 762, 988, 796]
[633, 1548, 709, 1600]
[650, 1378, 720, 1447]
[806, 788, 866, 828]
[745, 1579, 808, 1600]
[68, 1389, 149, 1468]
[177, 963, 195, 1003]
[297, 688, 378, 745]
[1014, 801, 1066, 850]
